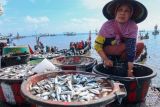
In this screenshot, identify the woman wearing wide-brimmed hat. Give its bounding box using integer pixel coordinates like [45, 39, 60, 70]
[94, 0, 147, 77]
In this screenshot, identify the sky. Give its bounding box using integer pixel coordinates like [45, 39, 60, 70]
[0, 0, 159, 36]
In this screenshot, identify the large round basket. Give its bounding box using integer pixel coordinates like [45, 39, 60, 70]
[21, 71, 127, 107]
[0, 65, 34, 105]
[52, 56, 97, 72]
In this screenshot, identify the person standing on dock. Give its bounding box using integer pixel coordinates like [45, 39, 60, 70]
[94, 0, 147, 77]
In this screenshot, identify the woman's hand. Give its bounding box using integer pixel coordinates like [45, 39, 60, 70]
[128, 70, 134, 77]
[128, 62, 134, 77]
[104, 58, 113, 67]
[128, 62, 134, 70]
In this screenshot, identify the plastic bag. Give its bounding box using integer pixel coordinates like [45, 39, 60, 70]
[32, 58, 56, 73]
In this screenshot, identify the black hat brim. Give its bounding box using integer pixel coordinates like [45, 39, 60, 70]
[102, 0, 148, 23]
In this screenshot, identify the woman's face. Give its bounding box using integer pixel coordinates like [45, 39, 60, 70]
[115, 5, 132, 23]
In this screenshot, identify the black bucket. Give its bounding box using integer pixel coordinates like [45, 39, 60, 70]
[92, 63, 157, 103]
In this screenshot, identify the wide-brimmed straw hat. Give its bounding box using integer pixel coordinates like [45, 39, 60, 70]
[102, 0, 148, 23]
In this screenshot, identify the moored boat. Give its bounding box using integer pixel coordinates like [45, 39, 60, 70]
[152, 25, 159, 35]
[1, 46, 30, 67]
[64, 32, 76, 36]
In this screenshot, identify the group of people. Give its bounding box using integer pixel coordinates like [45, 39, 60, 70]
[94, 0, 147, 77]
[34, 41, 45, 53]
[34, 44, 58, 54]
[69, 40, 91, 55]
[46, 46, 58, 53]
[139, 32, 149, 40]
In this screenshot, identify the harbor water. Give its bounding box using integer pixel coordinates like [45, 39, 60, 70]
[12, 32, 160, 87]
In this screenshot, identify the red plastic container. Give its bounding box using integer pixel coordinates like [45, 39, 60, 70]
[0, 79, 26, 105]
[0, 65, 32, 105]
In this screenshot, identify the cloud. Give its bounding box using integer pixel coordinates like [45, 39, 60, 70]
[25, 16, 50, 25]
[136, 0, 160, 30]
[81, 0, 110, 10]
[58, 17, 105, 32]
[0, 0, 8, 6]
[24, 16, 50, 33]
[0, 18, 12, 25]
[23, 17, 105, 34]
[0, 20, 3, 24]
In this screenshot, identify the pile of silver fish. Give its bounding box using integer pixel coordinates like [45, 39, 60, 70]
[54, 56, 94, 65]
[30, 74, 113, 102]
[0, 64, 35, 79]
[32, 53, 60, 59]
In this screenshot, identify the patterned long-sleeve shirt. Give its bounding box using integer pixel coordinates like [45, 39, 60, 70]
[94, 19, 138, 62]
